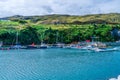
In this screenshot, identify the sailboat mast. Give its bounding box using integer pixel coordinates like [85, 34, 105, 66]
[41, 33, 44, 44]
[16, 31, 18, 45]
[56, 31, 59, 44]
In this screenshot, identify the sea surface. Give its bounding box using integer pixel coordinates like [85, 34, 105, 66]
[0, 48, 120, 80]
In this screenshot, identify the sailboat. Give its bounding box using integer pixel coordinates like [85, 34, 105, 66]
[0, 41, 3, 47]
[25, 42, 38, 49]
[0, 41, 11, 50]
[39, 33, 47, 49]
[10, 31, 22, 49]
[25, 32, 48, 49]
[39, 42, 48, 49]
[52, 31, 65, 48]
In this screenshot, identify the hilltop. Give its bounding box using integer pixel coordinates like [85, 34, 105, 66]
[0, 13, 120, 25]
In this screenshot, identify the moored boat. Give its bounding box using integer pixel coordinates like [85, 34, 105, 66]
[39, 43, 48, 49]
[90, 47, 118, 52]
[24, 43, 38, 49]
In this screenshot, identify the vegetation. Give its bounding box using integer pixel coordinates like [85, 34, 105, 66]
[0, 13, 120, 45]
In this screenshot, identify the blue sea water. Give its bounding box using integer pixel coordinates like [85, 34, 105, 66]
[0, 49, 120, 80]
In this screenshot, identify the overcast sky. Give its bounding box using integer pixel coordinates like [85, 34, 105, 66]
[0, 0, 120, 17]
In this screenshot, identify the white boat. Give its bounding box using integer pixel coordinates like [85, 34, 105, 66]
[40, 43, 48, 49]
[90, 47, 118, 52]
[64, 44, 82, 49]
[81, 45, 93, 50]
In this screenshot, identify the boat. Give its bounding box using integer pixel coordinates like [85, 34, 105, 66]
[63, 44, 82, 49]
[81, 45, 93, 50]
[50, 31, 65, 48]
[10, 44, 23, 49]
[82, 41, 118, 52]
[50, 43, 64, 48]
[10, 31, 24, 49]
[24, 42, 48, 49]
[25, 45, 37, 49]
[39, 43, 48, 49]
[25, 43, 38, 49]
[83, 36, 107, 51]
[0, 41, 3, 47]
[90, 47, 118, 52]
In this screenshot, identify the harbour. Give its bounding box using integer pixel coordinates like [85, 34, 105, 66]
[0, 1, 120, 79]
[0, 48, 120, 80]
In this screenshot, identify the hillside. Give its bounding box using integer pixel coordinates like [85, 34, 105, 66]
[0, 13, 120, 45]
[0, 13, 120, 25]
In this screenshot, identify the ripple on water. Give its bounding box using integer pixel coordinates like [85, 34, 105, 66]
[0, 49, 120, 80]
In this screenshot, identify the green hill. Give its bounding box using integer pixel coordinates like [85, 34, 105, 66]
[0, 13, 120, 45]
[1, 13, 120, 25]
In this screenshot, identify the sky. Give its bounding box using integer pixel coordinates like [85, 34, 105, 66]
[0, 0, 120, 17]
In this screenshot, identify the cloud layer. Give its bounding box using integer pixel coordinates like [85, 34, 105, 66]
[0, 0, 120, 17]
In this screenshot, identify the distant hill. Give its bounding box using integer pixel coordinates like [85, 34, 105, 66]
[0, 13, 120, 24]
